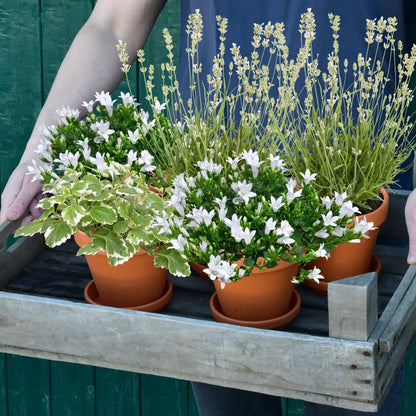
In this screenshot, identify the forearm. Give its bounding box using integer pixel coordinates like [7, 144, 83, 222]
[20, 0, 166, 164]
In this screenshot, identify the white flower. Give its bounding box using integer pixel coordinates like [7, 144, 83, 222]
[300, 169, 317, 184]
[315, 228, 330, 239]
[339, 201, 361, 218]
[231, 180, 257, 204]
[170, 235, 188, 252]
[173, 173, 190, 194]
[332, 226, 346, 237]
[81, 100, 94, 112]
[56, 106, 80, 121]
[224, 213, 241, 229]
[240, 228, 256, 245]
[314, 243, 329, 259]
[321, 211, 340, 227]
[277, 236, 295, 245]
[120, 92, 136, 106]
[140, 111, 156, 133]
[199, 241, 208, 253]
[127, 150, 137, 166]
[214, 197, 227, 210]
[155, 211, 172, 234]
[54, 150, 80, 169]
[334, 191, 348, 206]
[27, 160, 48, 182]
[321, 196, 333, 210]
[286, 179, 302, 202]
[89, 152, 108, 172]
[195, 158, 222, 175]
[138, 150, 156, 172]
[353, 217, 376, 237]
[186, 208, 215, 227]
[91, 120, 115, 142]
[153, 100, 167, 114]
[270, 195, 285, 212]
[308, 266, 324, 284]
[275, 220, 294, 237]
[95, 91, 115, 116]
[241, 149, 263, 178]
[226, 156, 240, 170]
[127, 129, 140, 144]
[269, 153, 285, 170]
[265, 218, 277, 235]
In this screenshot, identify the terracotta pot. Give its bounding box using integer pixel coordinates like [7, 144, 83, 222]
[189, 262, 210, 280]
[213, 260, 299, 321]
[74, 231, 167, 308]
[307, 188, 389, 284]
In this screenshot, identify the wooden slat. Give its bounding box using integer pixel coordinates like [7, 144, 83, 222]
[95, 367, 140, 416]
[0, 0, 43, 191]
[6, 355, 51, 416]
[0, 354, 6, 416]
[140, 375, 189, 416]
[369, 265, 416, 352]
[41, 0, 93, 97]
[0, 291, 377, 411]
[328, 272, 378, 341]
[0, 220, 45, 288]
[50, 361, 95, 416]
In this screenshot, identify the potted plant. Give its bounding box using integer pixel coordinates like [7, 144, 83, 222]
[158, 149, 372, 328]
[15, 80, 190, 309]
[267, 12, 416, 287]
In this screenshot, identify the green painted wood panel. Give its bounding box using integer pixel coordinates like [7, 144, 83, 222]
[40, 0, 93, 98]
[6, 355, 51, 416]
[0, 353, 7, 415]
[95, 367, 140, 416]
[139, 0, 181, 113]
[0, 0, 43, 191]
[141, 375, 188, 416]
[50, 361, 95, 416]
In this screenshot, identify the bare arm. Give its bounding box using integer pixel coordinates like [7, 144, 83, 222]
[0, 0, 166, 224]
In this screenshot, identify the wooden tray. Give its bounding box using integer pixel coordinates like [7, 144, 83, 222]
[0, 190, 415, 412]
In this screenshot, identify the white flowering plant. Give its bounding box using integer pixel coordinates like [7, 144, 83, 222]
[160, 150, 374, 288]
[146, 9, 415, 210]
[14, 86, 190, 275]
[269, 11, 416, 209]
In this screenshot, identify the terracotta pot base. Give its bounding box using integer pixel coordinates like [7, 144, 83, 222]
[210, 290, 300, 330]
[303, 254, 381, 296]
[84, 278, 173, 312]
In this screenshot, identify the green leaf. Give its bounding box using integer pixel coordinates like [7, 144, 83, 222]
[116, 187, 140, 196]
[77, 239, 106, 256]
[83, 189, 112, 202]
[89, 205, 117, 224]
[44, 222, 73, 247]
[113, 220, 128, 234]
[126, 229, 152, 246]
[83, 174, 102, 195]
[153, 248, 190, 277]
[118, 201, 133, 220]
[15, 220, 44, 237]
[62, 204, 86, 226]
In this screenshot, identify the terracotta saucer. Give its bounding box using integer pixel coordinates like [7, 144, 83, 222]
[84, 278, 173, 312]
[303, 254, 382, 296]
[209, 290, 300, 330]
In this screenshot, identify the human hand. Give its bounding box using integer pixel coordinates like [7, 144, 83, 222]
[405, 189, 416, 264]
[0, 162, 43, 226]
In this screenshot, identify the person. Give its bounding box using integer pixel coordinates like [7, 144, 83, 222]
[0, 0, 413, 414]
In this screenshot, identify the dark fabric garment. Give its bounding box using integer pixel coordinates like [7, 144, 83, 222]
[191, 366, 403, 416]
[191, 382, 283, 416]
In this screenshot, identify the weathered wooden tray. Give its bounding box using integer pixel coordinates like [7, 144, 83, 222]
[0, 190, 415, 412]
